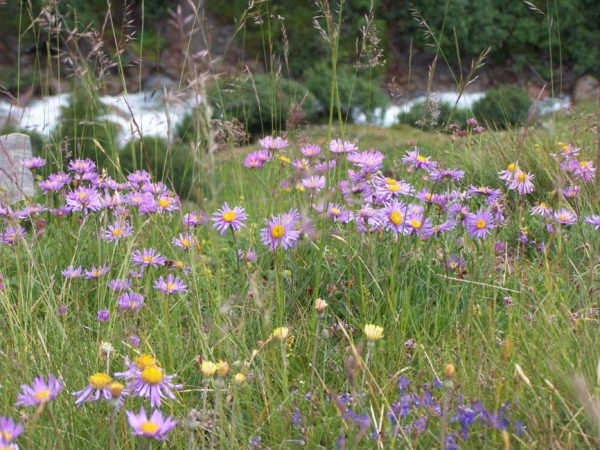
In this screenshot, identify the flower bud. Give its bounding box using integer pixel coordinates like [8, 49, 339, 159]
[110, 381, 124, 398]
[444, 364, 456, 379]
[272, 327, 289, 342]
[200, 360, 217, 377]
[234, 373, 246, 385]
[216, 360, 229, 378]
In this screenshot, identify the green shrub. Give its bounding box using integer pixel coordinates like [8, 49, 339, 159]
[209, 74, 318, 137]
[303, 63, 387, 122]
[119, 137, 196, 200]
[399, 101, 469, 130]
[472, 86, 532, 130]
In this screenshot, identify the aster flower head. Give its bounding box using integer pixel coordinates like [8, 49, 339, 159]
[562, 184, 579, 198]
[22, 156, 46, 170]
[574, 160, 596, 182]
[530, 202, 553, 217]
[127, 170, 152, 187]
[382, 200, 408, 236]
[301, 143, 321, 157]
[465, 209, 496, 240]
[302, 175, 326, 191]
[585, 215, 600, 230]
[258, 136, 288, 150]
[172, 233, 195, 250]
[211, 203, 247, 235]
[128, 366, 182, 407]
[238, 248, 257, 262]
[260, 214, 301, 251]
[244, 150, 271, 168]
[16, 374, 63, 406]
[402, 148, 436, 170]
[330, 139, 358, 154]
[109, 278, 131, 292]
[350, 149, 385, 173]
[62, 265, 83, 279]
[499, 162, 520, 181]
[183, 211, 208, 228]
[326, 203, 353, 224]
[0, 416, 22, 447]
[117, 292, 145, 311]
[554, 208, 577, 225]
[154, 274, 188, 294]
[102, 220, 133, 243]
[68, 158, 96, 174]
[115, 354, 159, 380]
[85, 265, 110, 279]
[446, 254, 467, 271]
[132, 248, 167, 268]
[127, 407, 178, 441]
[405, 214, 434, 239]
[467, 185, 502, 200]
[373, 175, 413, 203]
[66, 186, 102, 214]
[429, 167, 465, 182]
[2, 226, 25, 245]
[508, 171, 535, 195]
[97, 310, 110, 322]
[72, 373, 113, 406]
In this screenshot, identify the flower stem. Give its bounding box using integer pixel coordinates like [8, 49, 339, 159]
[47, 406, 65, 450]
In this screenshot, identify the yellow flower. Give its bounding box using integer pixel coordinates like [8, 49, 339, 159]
[234, 373, 246, 385]
[315, 298, 328, 313]
[200, 360, 217, 377]
[277, 155, 291, 164]
[216, 360, 229, 378]
[110, 382, 125, 398]
[444, 364, 456, 379]
[364, 324, 384, 342]
[272, 327, 290, 342]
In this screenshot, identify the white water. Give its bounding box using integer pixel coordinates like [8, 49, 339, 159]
[0, 90, 571, 141]
[354, 91, 571, 127]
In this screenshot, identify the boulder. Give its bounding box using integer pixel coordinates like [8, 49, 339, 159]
[573, 75, 600, 104]
[0, 133, 34, 204]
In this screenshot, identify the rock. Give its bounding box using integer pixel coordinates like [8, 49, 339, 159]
[142, 73, 179, 94]
[573, 75, 600, 104]
[0, 133, 34, 204]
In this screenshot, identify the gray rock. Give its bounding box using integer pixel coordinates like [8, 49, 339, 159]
[0, 133, 34, 204]
[573, 75, 600, 104]
[142, 73, 179, 94]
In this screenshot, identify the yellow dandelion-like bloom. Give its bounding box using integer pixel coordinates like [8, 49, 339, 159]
[200, 360, 217, 377]
[272, 327, 289, 342]
[110, 382, 125, 398]
[364, 324, 384, 342]
[234, 373, 246, 385]
[444, 364, 456, 379]
[216, 360, 229, 378]
[315, 298, 328, 313]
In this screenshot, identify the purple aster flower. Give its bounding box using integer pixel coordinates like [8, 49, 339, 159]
[554, 208, 577, 225]
[372, 175, 413, 203]
[432, 220, 456, 235]
[292, 159, 310, 171]
[129, 335, 141, 347]
[0, 416, 22, 447]
[154, 274, 188, 294]
[302, 175, 326, 191]
[66, 187, 102, 214]
[301, 144, 321, 157]
[52, 206, 71, 218]
[401, 148, 436, 170]
[128, 366, 182, 408]
[465, 209, 496, 239]
[102, 220, 133, 242]
[467, 185, 502, 199]
[574, 160, 596, 182]
[314, 159, 336, 173]
[109, 279, 131, 292]
[467, 118, 478, 126]
[183, 211, 208, 228]
[260, 214, 301, 251]
[72, 373, 113, 406]
[356, 205, 383, 233]
[127, 407, 178, 441]
[172, 233, 195, 250]
[21, 156, 46, 170]
[68, 158, 96, 174]
[62, 265, 83, 279]
[132, 248, 167, 268]
[57, 304, 67, 316]
[156, 194, 180, 213]
[382, 200, 409, 236]
[16, 374, 63, 406]
[326, 203, 353, 224]
[429, 167, 465, 182]
[211, 203, 247, 235]
[405, 214, 434, 239]
[508, 171, 535, 194]
[130, 267, 144, 279]
[3, 226, 25, 244]
[446, 254, 466, 270]
[258, 136, 288, 150]
[330, 139, 358, 154]
[97, 310, 110, 322]
[238, 248, 257, 261]
[584, 215, 600, 230]
[85, 266, 109, 279]
[562, 184, 579, 198]
[117, 292, 145, 310]
[530, 202, 552, 217]
[39, 172, 70, 192]
[127, 170, 152, 187]
[350, 149, 385, 173]
[499, 162, 520, 182]
[244, 150, 271, 168]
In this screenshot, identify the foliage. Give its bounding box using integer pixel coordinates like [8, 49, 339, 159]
[209, 74, 319, 137]
[472, 86, 532, 129]
[304, 63, 388, 121]
[399, 100, 469, 130]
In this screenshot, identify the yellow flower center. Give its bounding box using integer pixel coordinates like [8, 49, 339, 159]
[330, 208, 341, 215]
[112, 228, 124, 237]
[77, 192, 87, 199]
[93, 270, 102, 277]
[390, 212, 403, 225]
[135, 354, 157, 369]
[425, 193, 433, 201]
[386, 184, 400, 192]
[540, 202, 547, 209]
[562, 145, 570, 152]
[181, 239, 190, 247]
[416, 155, 428, 162]
[580, 161, 589, 168]
[89, 373, 112, 389]
[7, 234, 15, 241]
[449, 262, 458, 269]
[517, 172, 527, 182]
[165, 283, 175, 291]
[142, 256, 153, 263]
[385, 177, 397, 184]
[222, 211, 237, 222]
[174, 261, 185, 268]
[140, 421, 160, 435]
[508, 163, 518, 172]
[271, 224, 285, 239]
[475, 219, 486, 229]
[410, 220, 421, 229]
[141, 366, 164, 385]
[34, 389, 51, 403]
[158, 198, 171, 208]
[558, 214, 569, 222]
[0, 431, 11, 442]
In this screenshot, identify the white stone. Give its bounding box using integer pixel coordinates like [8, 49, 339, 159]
[0, 133, 34, 204]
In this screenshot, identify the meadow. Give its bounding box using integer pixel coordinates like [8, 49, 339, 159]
[1, 1, 600, 449]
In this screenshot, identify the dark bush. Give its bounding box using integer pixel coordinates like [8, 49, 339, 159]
[399, 101, 469, 130]
[304, 63, 388, 122]
[208, 74, 318, 137]
[472, 86, 532, 130]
